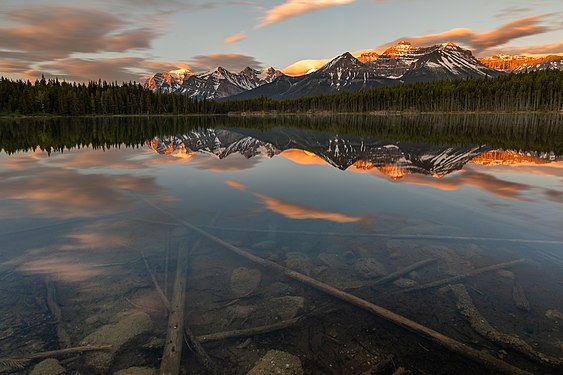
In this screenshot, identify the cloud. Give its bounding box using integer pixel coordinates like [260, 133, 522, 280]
[495, 6, 532, 19]
[254, 193, 363, 223]
[480, 42, 563, 56]
[0, 4, 161, 81]
[0, 5, 158, 60]
[224, 31, 247, 44]
[188, 53, 263, 72]
[0, 158, 159, 219]
[282, 59, 330, 76]
[399, 167, 532, 201]
[279, 149, 330, 165]
[256, 0, 356, 29]
[378, 14, 555, 53]
[224, 180, 248, 191]
[24, 57, 150, 83]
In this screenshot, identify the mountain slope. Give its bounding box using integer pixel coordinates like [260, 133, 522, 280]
[145, 67, 285, 100]
[229, 53, 395, 100]
[479, 55, 563, 72]
[401, 43, 500, 82]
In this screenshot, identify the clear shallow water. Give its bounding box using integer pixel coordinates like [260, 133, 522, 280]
[0, 115, 562, 374]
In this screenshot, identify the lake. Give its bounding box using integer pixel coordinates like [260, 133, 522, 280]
[0, 114, 562, 374]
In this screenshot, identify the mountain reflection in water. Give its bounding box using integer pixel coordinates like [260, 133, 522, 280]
[0, 115, 561, 375]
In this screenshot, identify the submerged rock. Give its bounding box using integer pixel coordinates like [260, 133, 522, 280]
[393, 278, 418, 288]
[285, 252, 311, 275]
[498, 270, 515, 279]
[30, 359, 65, 375]
[354, 258, 387, 278]
[545, 309, 563, 321]
[81, 311, 153, 373]
[271, 296, 305, 320]
[230, 267, 262, 297]
[247, 350, 304, 375]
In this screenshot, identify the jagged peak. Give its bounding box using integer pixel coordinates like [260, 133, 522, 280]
[383, 41, 417, 57]
[240, 66, 260, 74]
[438, 42, 464, 50]
[322, 52, 361, 69]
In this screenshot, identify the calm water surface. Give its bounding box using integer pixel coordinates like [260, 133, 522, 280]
[0, 115, 561, 374]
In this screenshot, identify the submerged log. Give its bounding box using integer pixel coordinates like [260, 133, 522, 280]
[0, 345, 111, 372]
[392, 259, 526, 295]
[141, 241, 221, 375]
[159, 242, 189, 375]
[449, 284, 562, 369]
[45, 277, 72, 349]
[371, 258, 436, 287]
[144, 199, 532, 375]
[197, 316, 302, 344]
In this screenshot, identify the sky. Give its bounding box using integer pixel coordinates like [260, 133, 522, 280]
[1, 0, 562, 82]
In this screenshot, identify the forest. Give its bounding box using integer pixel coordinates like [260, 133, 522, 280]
[1, 114, 561, 155]
[0, 70, 562, 116]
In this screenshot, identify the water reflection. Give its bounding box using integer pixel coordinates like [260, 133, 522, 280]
[0, 115, 562, 375]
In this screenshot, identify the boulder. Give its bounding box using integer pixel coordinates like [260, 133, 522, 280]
[354, 258, 387, 278]
[80, 311, 152, 373]
[30, 359, 65, 375]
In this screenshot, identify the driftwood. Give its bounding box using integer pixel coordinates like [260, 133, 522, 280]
[160, 241, 189, 375]
[449, 284, 562, 369]
[371, 258, 436, 287]
[0, 345, 111, 372]
[144, 199, 532, 375]
[141, 241, 221, 375]
[197, 316, 302, 344]
[45, 277, 71, 349]
[392, 259, 526, 295]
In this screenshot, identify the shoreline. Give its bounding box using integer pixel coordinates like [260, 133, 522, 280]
[1, 110, 562, 120]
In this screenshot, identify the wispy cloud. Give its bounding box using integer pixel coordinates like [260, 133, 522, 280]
[254, 193, 363, 223]
[224, 31, 247, 44]
[378, 14, 555, 53]
[256, 0, 356, 29]
[480, 42, 563, 56]
[0, 4, 162, 80]
[0, 5, 158, 61]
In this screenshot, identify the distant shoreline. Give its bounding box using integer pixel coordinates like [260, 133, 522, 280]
[1, 110, 562, 120]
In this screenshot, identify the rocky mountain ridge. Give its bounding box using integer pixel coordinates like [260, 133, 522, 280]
[148, 128, 560, 179]
[145, 41, 562, 100]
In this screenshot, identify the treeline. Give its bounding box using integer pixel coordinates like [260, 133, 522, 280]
[0, 77, 210, 116]
[1, 70, 562, 116]
[2, 114, 561, 155]
[220, 70, 563, 113]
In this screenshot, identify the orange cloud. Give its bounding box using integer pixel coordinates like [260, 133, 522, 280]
[254, 193, 362, 223]
[400, 168, 531, 201]
[224, 180, 248, 191]
[0, 156, 158, 219]
[377, 14, 553, 54]
[280, 149, 330, 165]
[256, 0, 356, 29]
[224, 31, 246, 44]
[283, 58, 331, 76]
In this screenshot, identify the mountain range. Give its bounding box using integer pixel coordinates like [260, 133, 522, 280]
[145, 41, 563, 101]
[148, 127, 560, 180]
